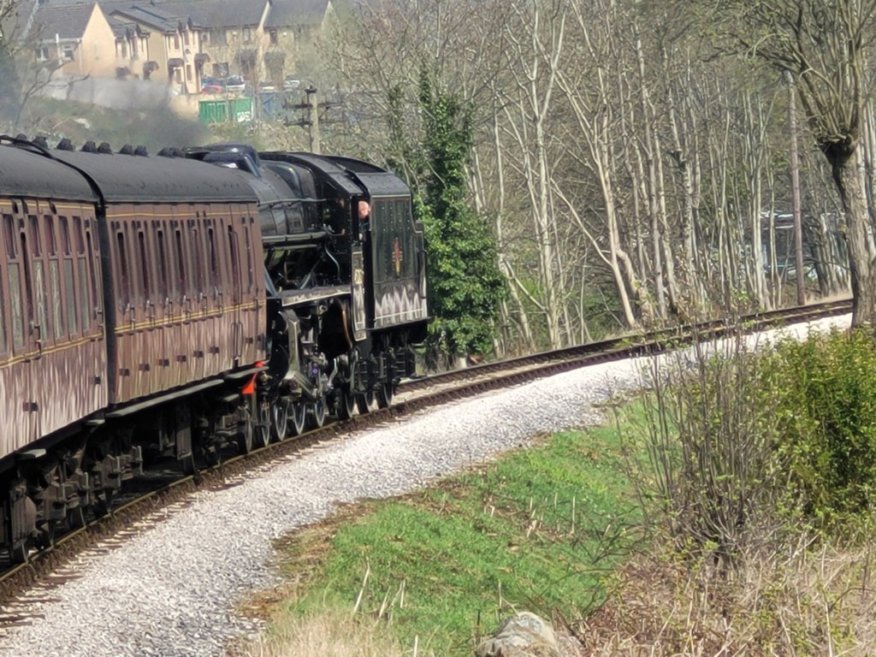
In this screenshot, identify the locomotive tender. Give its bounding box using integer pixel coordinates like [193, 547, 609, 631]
[0, 136, 428, 562]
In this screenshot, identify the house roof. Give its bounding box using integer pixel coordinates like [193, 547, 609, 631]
[18, 0, 322, 39]
[109, 4, 183, 34]
[154, 0, 269, 29]
[266, 0, 331, 29]
[107, 16, 148, 40]
[27, 3, 98, 41]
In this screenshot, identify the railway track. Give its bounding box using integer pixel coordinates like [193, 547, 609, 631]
[0, 298, 853, 627]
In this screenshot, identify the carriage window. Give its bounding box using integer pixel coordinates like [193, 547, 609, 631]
[73, 217, 84, 254]
[85, 229, 97, 330]
[0, 266, 7, 352]
[28, 216, 41, 256]
[116, 231, 130, 307]
[60, 217, 71, 255]
[191, 224, 204, 295]
[156, 228, 169, 299]
[45, 215, 57, 256]
[50, 259, 63, 339]
[175, 229, 187, 297]
[79, 257, 90, 331]
[64, 259, 77, 335]
[8, 263, 23, 349]
[33, 261, 48, 344]
[228, 226, 240, 302]
[207, 226, 219, 291]
[3, 215, 14, 258]
[244, 224, 253, 292]
[138, 230, 151, 301]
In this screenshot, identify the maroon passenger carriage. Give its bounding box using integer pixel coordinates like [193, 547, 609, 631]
[0, 137, 265, 562]
[0, 137, 429, 563]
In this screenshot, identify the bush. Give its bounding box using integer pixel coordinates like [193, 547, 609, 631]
[766, 329, 876, 529]
[638, 327, 876, 565]
[638, 333, 786, 563]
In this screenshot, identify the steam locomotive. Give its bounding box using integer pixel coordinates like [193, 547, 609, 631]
[0, 136, 428, 562]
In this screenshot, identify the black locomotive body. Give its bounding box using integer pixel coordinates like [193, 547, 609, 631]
[0, 137, 428, 562]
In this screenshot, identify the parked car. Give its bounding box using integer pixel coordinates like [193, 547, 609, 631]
[258, 81, 277, 92]
[283, 77, 300, 91]
[201, 82, 225, 94]
[225, 75, 246, 93]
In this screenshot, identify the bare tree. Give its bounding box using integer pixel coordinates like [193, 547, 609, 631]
[716, 0, 876, 326]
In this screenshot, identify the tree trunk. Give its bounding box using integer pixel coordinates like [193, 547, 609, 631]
[829, 145, 876, 327]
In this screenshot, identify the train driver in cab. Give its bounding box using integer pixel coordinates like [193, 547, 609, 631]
[357, 199, 371, 240]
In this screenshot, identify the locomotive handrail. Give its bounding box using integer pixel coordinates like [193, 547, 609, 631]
[262, 230, 330, 247]
[260, 197, 324, 207]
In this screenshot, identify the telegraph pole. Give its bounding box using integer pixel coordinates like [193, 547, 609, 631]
[307, 86, 320, 153]
[786, 70, 806, 306]
[284, 85, 335, 154]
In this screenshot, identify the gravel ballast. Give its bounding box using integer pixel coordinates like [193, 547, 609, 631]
[0, 317, 850, 657]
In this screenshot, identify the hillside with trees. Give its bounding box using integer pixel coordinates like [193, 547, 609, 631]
[310, 0, 876, 359]
[5, 0, 875, 362]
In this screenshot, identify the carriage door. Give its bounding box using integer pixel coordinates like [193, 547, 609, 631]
[17, 211, 46, 443]
[226, 221, 244, 363]
[3, 207, 36, 452]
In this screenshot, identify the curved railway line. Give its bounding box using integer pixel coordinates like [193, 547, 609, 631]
[0, 297, 854, 627]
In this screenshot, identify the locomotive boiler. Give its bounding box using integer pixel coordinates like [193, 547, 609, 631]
[0, 136, 428, 562]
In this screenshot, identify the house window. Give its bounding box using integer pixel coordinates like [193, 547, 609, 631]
[35, 46, 49, 62]
[63, 45, 74, 61]
[242, 27, 252, 43]
[184, 30, 190, 46]
[117, 40, 128, 58]
[173, 34, 180, 50]
[201, 31, 209, 45]
[269, 29, 278, 45]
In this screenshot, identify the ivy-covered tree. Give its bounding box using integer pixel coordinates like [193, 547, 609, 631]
[388, 72, 505, 361]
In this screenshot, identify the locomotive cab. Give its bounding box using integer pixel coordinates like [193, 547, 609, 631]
[189, 144, 428, 433]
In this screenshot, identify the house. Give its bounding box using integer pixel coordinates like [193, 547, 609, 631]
[18, 0, 336, 97]
[107, 2, 208, 93]
[107, 13, 150, 79]
[25, 2, 120, 78]
[148, 0, 269, 85]
[264, 0, 334, 84]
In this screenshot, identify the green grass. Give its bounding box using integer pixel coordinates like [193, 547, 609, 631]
[272, 413, 642, 657]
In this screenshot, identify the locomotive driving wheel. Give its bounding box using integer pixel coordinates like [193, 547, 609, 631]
[255, 395, 271, 449]
[289, 401, 307, 436]
[336, 386, 355, 421]
[376, 382, 393, 409]
[309, 399, 327, 429]
[67, 504, 86, 529]
[237, 407, 254, 454]
[271, 397, 289, 441]
[333, 355, 355, 421]
[10, 539, 28, 565]
[355, 391, 374, 415]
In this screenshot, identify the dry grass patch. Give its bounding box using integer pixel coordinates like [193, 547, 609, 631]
[234, 608, 406, 657]
[577, 539, 876, 656]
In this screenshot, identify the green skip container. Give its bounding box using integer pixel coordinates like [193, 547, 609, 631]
[198, 97, 253, 125]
